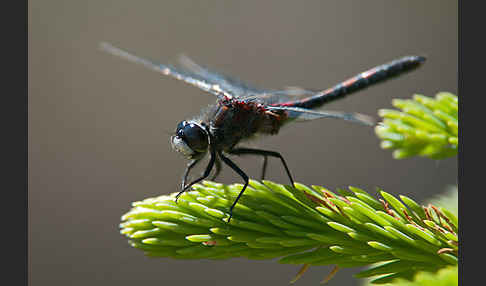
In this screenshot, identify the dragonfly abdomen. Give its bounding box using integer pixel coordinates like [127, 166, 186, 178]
[276, 55, 426, 109]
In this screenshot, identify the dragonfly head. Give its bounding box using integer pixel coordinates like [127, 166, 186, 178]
[170, 120, 209, 159]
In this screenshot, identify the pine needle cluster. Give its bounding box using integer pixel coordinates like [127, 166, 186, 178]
[375, 92, 458, 159]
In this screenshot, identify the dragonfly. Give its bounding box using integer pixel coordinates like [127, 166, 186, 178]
[100, 42, 425, 222]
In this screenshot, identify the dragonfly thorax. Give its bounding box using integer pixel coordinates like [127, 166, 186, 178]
[170, 120, 209, 159]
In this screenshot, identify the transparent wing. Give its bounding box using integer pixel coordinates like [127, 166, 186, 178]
[244, 86, 318, 104]
[99, 42, 229, 98]
[178, 56, 320, 102]
[177, 54, 264, 98]
[267, 106, 375, 126]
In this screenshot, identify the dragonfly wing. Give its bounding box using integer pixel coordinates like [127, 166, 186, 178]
[100, 42, 230, 98]
[249, 86, 318, 104]
[178, 56, 322, 104]
[178, 54, 264, 98]
[267, 106, 375, 126]
[178, 56, 320, 102]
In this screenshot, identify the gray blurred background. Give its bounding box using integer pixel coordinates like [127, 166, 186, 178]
[29, 1, 457, 285]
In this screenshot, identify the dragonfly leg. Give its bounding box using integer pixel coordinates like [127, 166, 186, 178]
[229, 148, 295, 187]
[181, 159, 201, 191]
[209, 156, 222, 181]
[219, 152, 249, 223]
[175, 148, 215, 202]
[261, 155, 268, 180]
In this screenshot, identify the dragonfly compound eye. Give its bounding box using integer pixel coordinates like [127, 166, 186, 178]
[182, 123, 209, 152]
